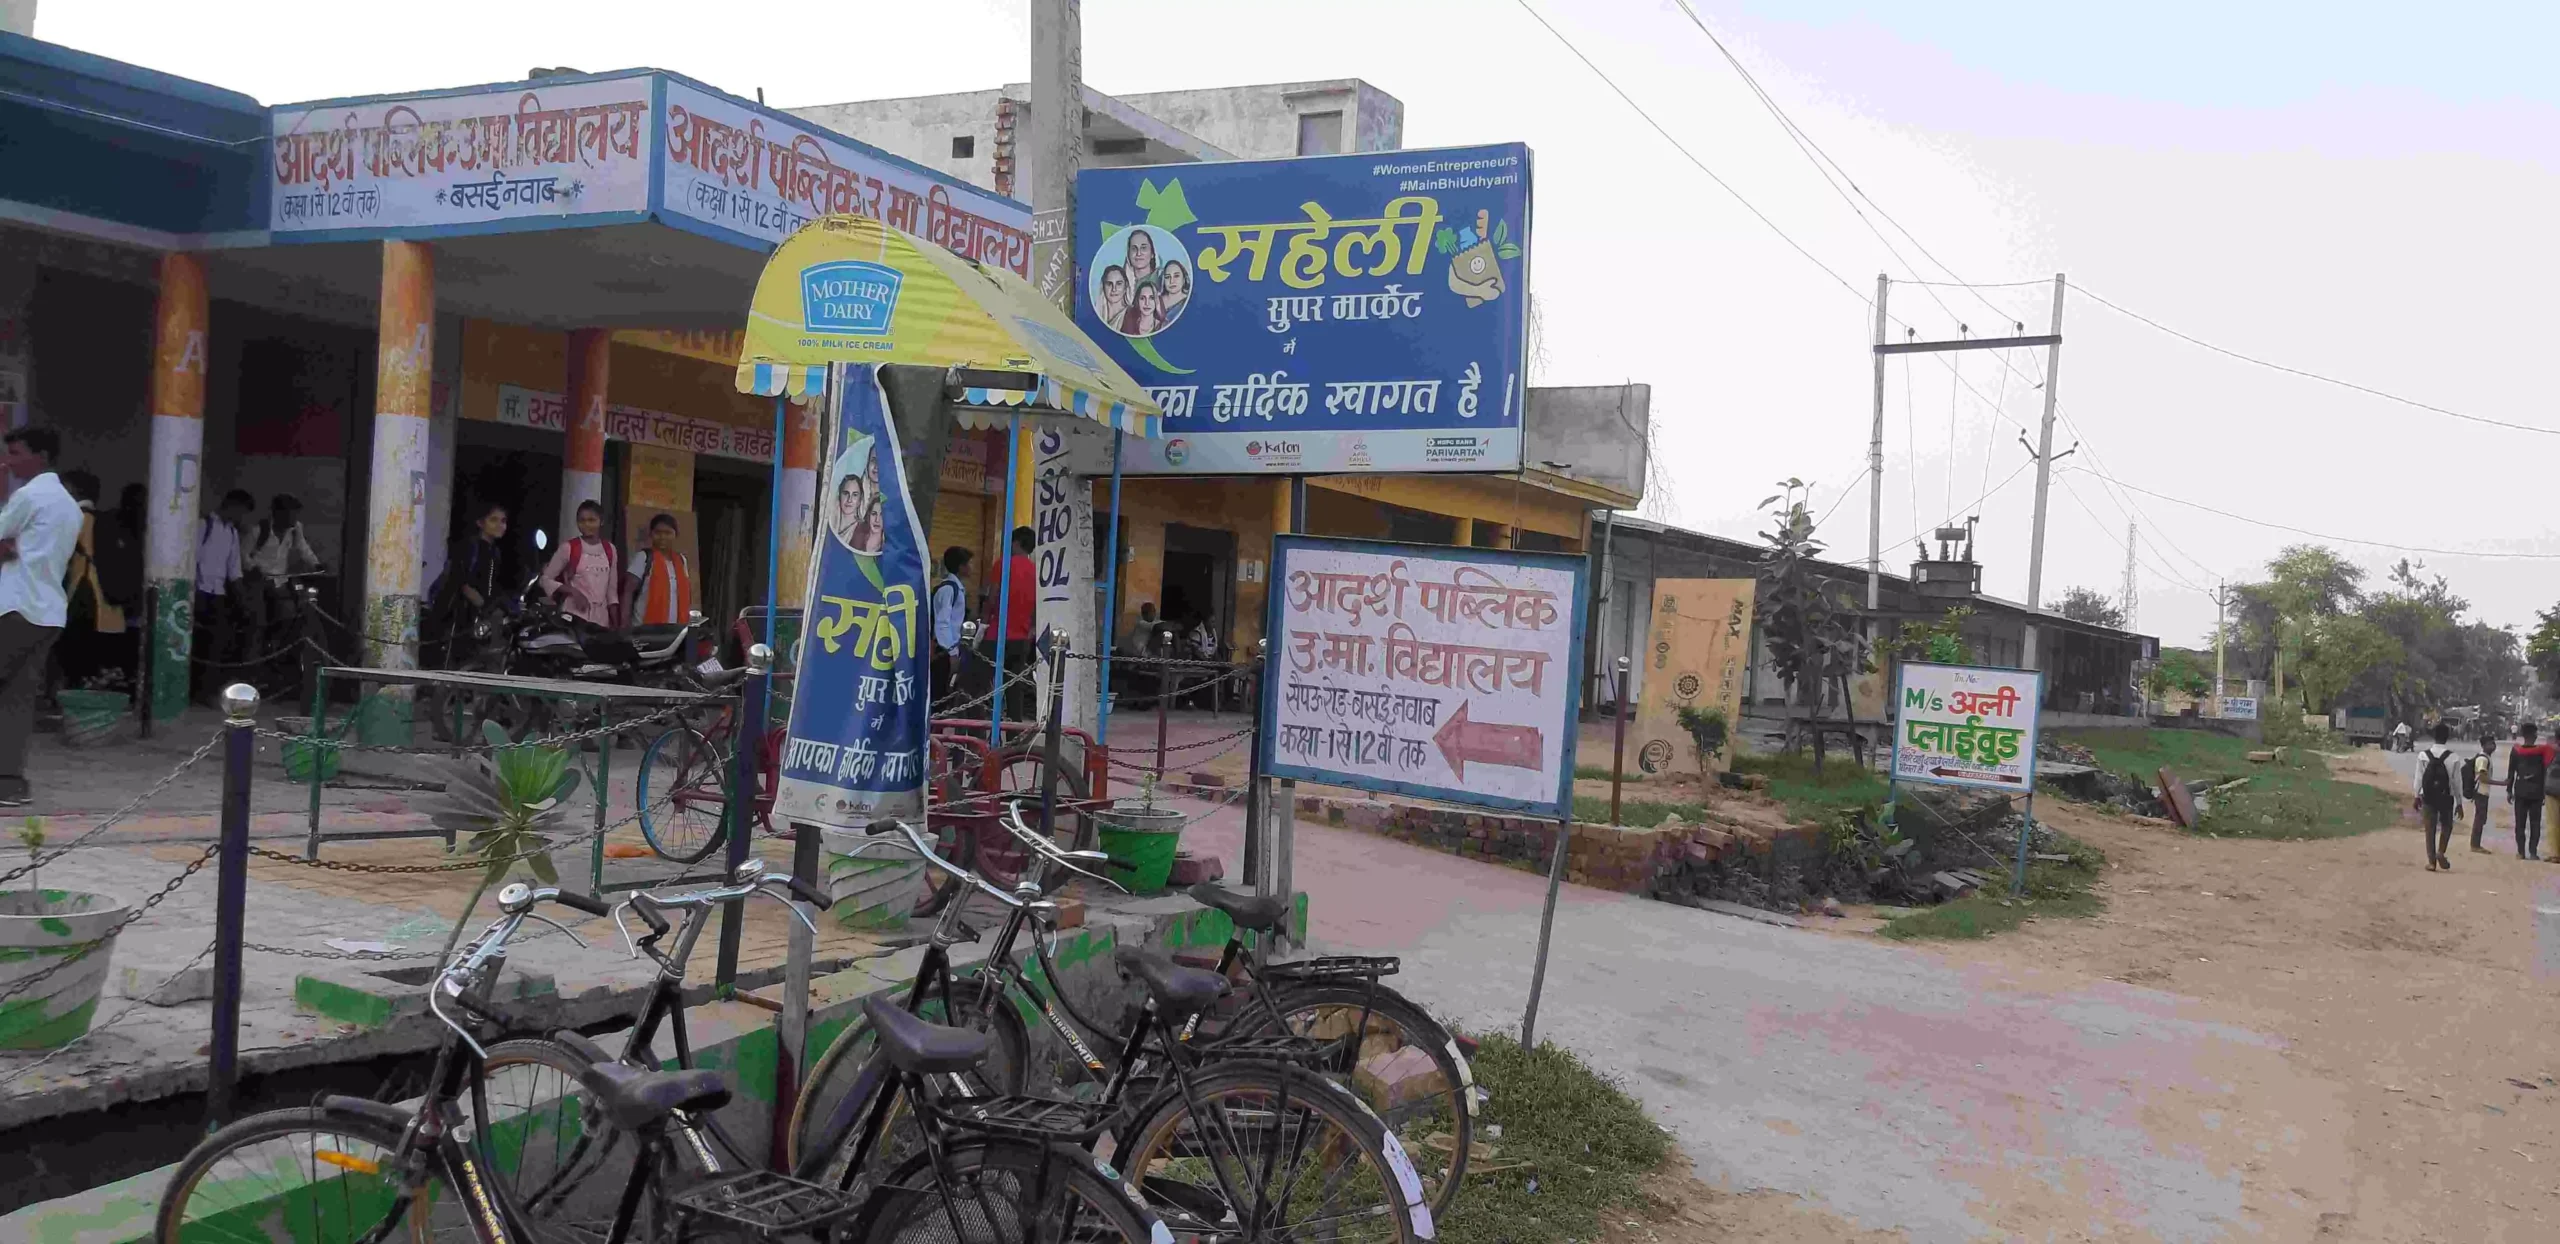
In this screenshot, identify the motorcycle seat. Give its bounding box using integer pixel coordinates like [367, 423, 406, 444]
[629, 624, 690, 661]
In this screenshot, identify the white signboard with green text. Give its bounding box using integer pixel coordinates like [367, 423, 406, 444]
[1891, 662, 2042, 792]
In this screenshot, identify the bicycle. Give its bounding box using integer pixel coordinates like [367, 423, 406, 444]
[155, 877, 1163, 1244]
[796, 804, 1476, 1224]
[792, 817, 1434, 1244]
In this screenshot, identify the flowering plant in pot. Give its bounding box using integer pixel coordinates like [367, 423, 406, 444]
[1098, 773, 1187, 893]
[0, 818, 132, 1049]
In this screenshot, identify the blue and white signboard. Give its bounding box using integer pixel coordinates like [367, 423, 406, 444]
[776, 364, 931, 829]
[1077, 145, 1533, 474]
[1259, 536, 1587, 819]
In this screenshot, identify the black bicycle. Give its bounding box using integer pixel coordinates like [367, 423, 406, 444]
[154, 878, 1163, 1244]
[790, 818, 1433, 1244]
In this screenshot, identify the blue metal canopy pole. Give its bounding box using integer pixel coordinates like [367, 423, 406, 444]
[990, 410, 1024, 744]
[1095, 429, 1126, 760]
[766, 393, 786, 652]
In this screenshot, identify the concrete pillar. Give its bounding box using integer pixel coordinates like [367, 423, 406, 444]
[1492, 523, 1514, 550]
[145, 253, 209, 722]
[361, 240, 433, 739]
[1027, 421, 1093, 736]
[1451, 516, 1474, 548]
[1027, 0, 1083, 310]
[420, 313, 463, 592]
[561, 328, 608, 537]
[777, 397, 819, 608]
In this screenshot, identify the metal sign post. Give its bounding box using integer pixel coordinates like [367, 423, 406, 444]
[1888, 661, 2045, 896]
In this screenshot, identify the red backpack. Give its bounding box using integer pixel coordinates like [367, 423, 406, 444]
[562, 537, 623, 628]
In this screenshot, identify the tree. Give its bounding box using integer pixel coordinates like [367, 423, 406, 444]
[2055, 586, 2124, 629]
[2528, 604, 2560, 697]
[2296, 614, 2400, 714]
[2146, 647, 2214, 701]
[1754, 480, 1865, 768]
[1892, 607, 1975, 665]
[2259, 545, 2367, 703]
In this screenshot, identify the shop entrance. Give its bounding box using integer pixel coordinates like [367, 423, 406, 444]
[448, 439, 558, 602]
[693, 461, 772, 657]
[1159, 523, 1235, 661]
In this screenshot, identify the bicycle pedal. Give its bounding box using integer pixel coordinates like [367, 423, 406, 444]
[667, 1170, 861, 1235]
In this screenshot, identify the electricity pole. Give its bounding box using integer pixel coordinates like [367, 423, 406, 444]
[2021, 273, 2067, 671]
[2212, 580, 2228, 718]
[1867, 274, 1889, 611]
[1028, 0, 1082, 313]
[2119, 519, 2139, 630]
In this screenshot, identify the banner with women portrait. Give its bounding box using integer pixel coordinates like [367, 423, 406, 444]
[775, 363, 932, 828]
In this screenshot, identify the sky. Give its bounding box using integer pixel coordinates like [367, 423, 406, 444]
[36, 0, 2560, 648]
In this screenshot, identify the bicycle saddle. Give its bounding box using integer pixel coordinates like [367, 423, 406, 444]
[1114, 946, 1230, 1017]
[576, 1061, 732, 1132]
[863, 994, 995, 1075]
[1187, 883, 1293, 933]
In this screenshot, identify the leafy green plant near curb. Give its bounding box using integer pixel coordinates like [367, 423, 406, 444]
[1675, 706, 1729, 783]
[13, 817, 45, 914]
[424, 721, 581, 963]
[1434, 1034, 1674, 1244]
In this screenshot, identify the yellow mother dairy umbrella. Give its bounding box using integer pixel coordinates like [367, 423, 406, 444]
[733, 214, 1161, 437]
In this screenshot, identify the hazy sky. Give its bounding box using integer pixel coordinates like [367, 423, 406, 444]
[39, 1, 2560, 647]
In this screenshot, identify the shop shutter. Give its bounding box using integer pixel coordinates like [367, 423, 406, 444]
[928, 487, 984, 583]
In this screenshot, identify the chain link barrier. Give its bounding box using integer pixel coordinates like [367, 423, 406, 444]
[0, 939, 218, 1089]
[253, 701, 690, 757]
[0, 734, 223, 889]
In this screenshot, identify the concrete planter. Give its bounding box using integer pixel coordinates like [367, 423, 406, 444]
[0, 890, 127, 1049]
[277, 715, 342, 784]
[821, 826, 926, 930]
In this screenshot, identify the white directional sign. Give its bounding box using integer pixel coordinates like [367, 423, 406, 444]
[1892, 662, 2042, 792]
[1260, 536, 1588, 818]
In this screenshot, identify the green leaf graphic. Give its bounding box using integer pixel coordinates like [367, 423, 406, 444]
[855, 552, 887, 594]
[1132, 337, 1192, 375]
[1494, 218, 1510, 245]
[1434, 226, 1458, 255]
[1100, 221, 1131, 241]
[1135, 179, 1197, 231]
[1496, 243, 1522, 260]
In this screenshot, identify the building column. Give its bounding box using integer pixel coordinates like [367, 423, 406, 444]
[145, 253, 209, 722]
[1451, 516, 1474, 548]
[561, 327, 609, 537]
[777, 397, 819, 608]
[362, 241, 433, 740]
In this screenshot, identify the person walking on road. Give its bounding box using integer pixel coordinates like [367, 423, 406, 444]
[2466, 732, 2500, 854]
[2413, 721, 2460, 871]
[0, 428, 80, 808]
[930, 546, 971, 705]
[2507, 723, 2554, 861]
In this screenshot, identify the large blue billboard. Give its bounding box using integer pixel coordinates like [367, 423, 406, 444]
[1075, 144, 1532, 474]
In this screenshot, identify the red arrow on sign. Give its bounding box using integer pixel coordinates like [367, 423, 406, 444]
[1435, 700, 1544, 779]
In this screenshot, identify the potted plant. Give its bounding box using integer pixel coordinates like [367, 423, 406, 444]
[0, 818, 131, 1049]
[819, 821, 927, 931]
[1097, 773, 1187, 893]
[423, 723, 579, 965]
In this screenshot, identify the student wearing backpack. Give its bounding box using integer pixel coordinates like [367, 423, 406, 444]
[2413, 722, 2460, 871]
[537, 500, 620, 629]
[622, 513, 694, 627]
[2465, 732, 2500, 854]
[930, 546, 971, 703]
[2510, 723, 2556, 861]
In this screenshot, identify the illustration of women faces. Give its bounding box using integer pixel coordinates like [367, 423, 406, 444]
[1097, 264, 1130, 331]
[830, 433, 879, 554]
[1158, 261, 1191, 322]
[1124, 228, 1158, 287]
[1121, 281, 1164, 337]
[850, 454, 886, 555]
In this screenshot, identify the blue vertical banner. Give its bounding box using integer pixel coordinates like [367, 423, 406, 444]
[776, 363, 931, 829]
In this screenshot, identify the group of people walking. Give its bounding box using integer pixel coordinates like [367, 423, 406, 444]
[2410, 720, 2560, 870]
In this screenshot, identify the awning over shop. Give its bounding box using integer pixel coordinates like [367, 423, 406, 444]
[733, 214, 1162, 437]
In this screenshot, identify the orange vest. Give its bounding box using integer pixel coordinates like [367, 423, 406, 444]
[636, 549, 694, 625]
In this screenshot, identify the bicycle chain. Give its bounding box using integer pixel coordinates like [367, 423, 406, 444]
[0, 734, 223, 889]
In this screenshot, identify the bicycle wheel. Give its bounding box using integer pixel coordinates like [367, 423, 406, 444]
[1225, 982, 1474, 1220]
[460, 1038, 630, 1243]
[638, 726, 732, 863]
[156, 1105, 475, 1243]
[855, 1140, 1159, 1243]
[1114, 1061, 1426, 1244]
[790, 979, 1030, 1188]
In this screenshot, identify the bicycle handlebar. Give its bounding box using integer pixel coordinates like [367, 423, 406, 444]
[996, 803, 1132, 896]
[430, 884, 601, 1055]
[857, 818, 1027, 911]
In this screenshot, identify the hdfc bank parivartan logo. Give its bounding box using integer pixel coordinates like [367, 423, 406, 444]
[1163, 439, 1189, 465]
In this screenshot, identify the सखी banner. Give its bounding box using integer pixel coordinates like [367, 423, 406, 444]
[1891, 662, 2043, 791]
[776, 364, 931, 828]
[1076, 144, 1532, 475]
[1259, 536, 1586, 819]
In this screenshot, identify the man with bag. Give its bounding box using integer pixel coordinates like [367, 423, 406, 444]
[2508, 723, 2555, 862]
[2412, 721, 2460, 872]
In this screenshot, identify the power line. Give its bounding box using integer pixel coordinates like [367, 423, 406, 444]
[2070, 467, 2560, 561]
[1509, 0, 1876, 309]
[2069, 281, 2560, 437]
[1884, 458, 2033, 557]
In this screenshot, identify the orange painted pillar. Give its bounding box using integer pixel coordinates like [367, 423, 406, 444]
[364, 241, 434, 713]
[562, 328, 609, 538]
[145, 253, 208, 721]
[777, 397, 820, 608]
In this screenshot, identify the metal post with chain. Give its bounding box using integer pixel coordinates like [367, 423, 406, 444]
[714, 643, 774, 994]
[207, 683, 258, 1129]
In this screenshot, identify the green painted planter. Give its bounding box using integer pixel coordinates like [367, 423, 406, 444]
[57, 689, 130, 747]
[821, 827, 926, 930]
[277, 716, 342, 784]
[0, 889, 127, 1049]
[1098, 802, 1186, 894]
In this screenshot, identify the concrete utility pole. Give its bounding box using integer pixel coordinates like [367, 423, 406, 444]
[2020, 272, 2067, 671]
[1028, 0, 1082, 313]
[1866, 275, 1889, 611]
[2213, 580, 2228, 718]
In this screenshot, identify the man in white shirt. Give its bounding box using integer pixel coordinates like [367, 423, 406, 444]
[0, 428, 83, 806]
[195, 489, 251, 699]
[245, 492, 320, 659]
[930, 546, 971, 702]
